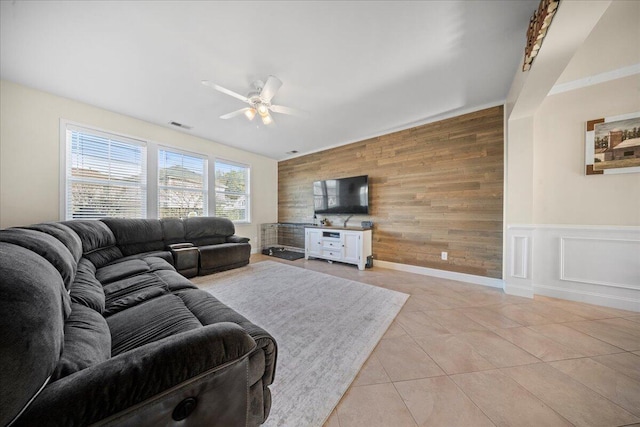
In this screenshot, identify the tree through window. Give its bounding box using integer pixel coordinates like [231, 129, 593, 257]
[215, 160, 250, 222]
[158, 149, 207, 219]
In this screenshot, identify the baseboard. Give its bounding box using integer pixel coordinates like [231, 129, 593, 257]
[373, 259, 504, 289]
[503, 282, 534, 298]
[534, 283, 640, 312]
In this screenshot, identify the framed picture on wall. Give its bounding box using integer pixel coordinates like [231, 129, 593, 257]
[585, 112, 640, 175]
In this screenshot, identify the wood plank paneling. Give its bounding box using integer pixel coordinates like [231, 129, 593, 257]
[278, 106, 504, 279]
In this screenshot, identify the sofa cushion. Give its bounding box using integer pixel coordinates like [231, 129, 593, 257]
[176, 289, 268, 343]
[101, 218, 165, 257]
[0, 243, 66, 427]
[62, 220, 123, 268]
[23, 222, 83, 263]
[51, 303, 111, 382]
[103, 273, 167, 316]
[176, 289, 276, 387]
[107, 294, 202, 356]
[96, 259, 150, 285]
[161, 217, 186, 245]
[116, 250, 174, 266]
[96, 256, 175, 285]
[184, 216, 235, 246]
[70, 258, 105, 313]
[102, 269, 197, 317]
[0, 228, 78, 291]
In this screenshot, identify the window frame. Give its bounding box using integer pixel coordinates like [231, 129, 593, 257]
[60, 120, 148, 221]
[157, 145, 209, 219]
[60, 119, 253, 224]
[214, 158, 251, 224]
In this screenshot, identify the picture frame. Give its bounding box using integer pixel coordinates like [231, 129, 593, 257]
[585, 112, 640, 175]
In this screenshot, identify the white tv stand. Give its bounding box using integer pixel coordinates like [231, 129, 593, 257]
[304, 226, 372, 270]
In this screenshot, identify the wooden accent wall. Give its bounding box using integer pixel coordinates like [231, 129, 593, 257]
[278, 106, 504, 279]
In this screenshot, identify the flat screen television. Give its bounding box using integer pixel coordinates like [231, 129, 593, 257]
[313, 175, 369, 214]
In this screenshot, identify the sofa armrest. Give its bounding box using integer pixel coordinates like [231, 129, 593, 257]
[226, 235, 250, 244]
[167, 242, 195, 250]
[15, 322, 257, 427]
[168, 243, 199, 278]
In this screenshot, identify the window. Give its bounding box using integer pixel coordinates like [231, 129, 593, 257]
[62, 121, 253, 223]
[64, 125, 147, 220]
[158, 149, 207, 218]
[215, 160, 250, 222]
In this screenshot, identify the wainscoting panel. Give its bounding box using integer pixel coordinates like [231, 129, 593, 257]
[506, 225, 640, 311]
[505, 227, 534, 298]
[560, 237, 640, 290]
[279, 106, 504, 279]
[511, 235, 529, 279]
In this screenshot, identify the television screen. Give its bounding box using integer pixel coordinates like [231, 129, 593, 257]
[313, 175, 369, 214]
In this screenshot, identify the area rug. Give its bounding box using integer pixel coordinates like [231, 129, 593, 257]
[195, 261, 408, 427]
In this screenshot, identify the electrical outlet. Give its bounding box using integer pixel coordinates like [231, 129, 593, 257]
[441, 251, 448, 261]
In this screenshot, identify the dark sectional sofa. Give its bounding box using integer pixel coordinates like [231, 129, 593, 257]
[0, 216, 276, 427]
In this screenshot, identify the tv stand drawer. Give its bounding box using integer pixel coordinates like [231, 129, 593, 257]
[322, 249, 343, 260]
[322, 239, 341, 249]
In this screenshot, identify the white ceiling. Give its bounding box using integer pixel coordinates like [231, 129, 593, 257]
[0, 1, 537, 160]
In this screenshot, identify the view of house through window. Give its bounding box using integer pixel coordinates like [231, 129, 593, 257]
[158, 149, 207, 219]
[215, 160, 250, 222]
[65, 125, 147, 220]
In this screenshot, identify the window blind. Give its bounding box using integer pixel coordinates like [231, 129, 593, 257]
[158, 149, 207, 219]
[214, 160, 250, 222]
[65, 125, 147, 220]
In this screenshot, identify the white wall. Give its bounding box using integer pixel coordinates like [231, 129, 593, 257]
[504, 1, 640, 310]
[533, 75, 640, 225]
[0, 80, 279, 246]
[555, 0, 639, 84]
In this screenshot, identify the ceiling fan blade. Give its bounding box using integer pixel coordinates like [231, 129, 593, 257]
[220, 107, 253, 120]
[260, 75, 283, 103]
[202, 80, 249, 103]
[270, 104, 303, 116]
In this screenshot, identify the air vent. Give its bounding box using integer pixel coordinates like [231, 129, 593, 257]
[169, 121, 193, 130]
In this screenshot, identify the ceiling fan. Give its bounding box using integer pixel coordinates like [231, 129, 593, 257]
[202, 75, 298, 125]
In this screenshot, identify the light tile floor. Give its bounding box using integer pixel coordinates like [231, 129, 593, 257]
[250, 254, 640, 427]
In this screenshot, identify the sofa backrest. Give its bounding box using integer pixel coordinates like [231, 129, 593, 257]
[101, 218, 165, 257]
[0, 227, 79, 294]
[54, 217, 240, 265]
[23, 222, 83, 264]
[160, 217, 186, 245]
[62, 220, 123, 268]
[183, 216, 235, 246]
[0, 242, 67, 427]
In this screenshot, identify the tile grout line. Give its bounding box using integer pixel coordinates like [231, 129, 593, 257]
[501, 362, 639, 427]
[522, 324, 627, 355]
[548, 354, 640, 421]
[444, 373, 499, 427]
[389, 381, 420, 427]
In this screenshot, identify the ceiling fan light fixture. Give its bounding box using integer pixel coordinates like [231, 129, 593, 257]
[261, 113, 273, 125]
[257, 103, 269, 117]
[203, 75, 296, 126]
[244, 108, 257, 120]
